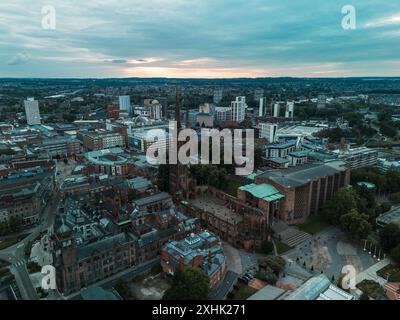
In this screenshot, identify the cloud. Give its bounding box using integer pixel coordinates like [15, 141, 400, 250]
[365, 14, 400, 28]
[0, 0, 399, 77]
[108, 59, 128, 64]
[7, 53, 29, 65]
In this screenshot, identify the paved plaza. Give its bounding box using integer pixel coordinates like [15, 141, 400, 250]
[284, 228, 377, 279]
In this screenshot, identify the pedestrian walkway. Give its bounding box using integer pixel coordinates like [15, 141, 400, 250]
[272, 221, 312, 247]
[356, 258, 390, 286]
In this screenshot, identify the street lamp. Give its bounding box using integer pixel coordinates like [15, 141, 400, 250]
[363, 239, 367, 252]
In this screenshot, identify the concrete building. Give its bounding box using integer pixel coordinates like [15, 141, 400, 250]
[231, 96, 246, 122]
[213, 88, 223, 104]
[285, 101, 295, 119]
[119, 95, 131, 114]
[377, 158, 400, 172]
[333, 147, 378, 169]
[259, 97, 267, 117]
[266, 140, 297, 158]
[317, 94, 327, 109]
[254, 160, 350, 224]
[196, 113, 213, 127]
[24, 97, 41, 125]
[272, 102, 281, 118]
[161, 230, 227, 289]
[150, 100, 163, 120]
[259, 123, 278, 143]
[35, 136, 81, 157]
[82, 132, 124, 151]
[215, 107, 231, 122]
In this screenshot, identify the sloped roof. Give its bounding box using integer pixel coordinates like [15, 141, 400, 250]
[239, 183, 284, 202]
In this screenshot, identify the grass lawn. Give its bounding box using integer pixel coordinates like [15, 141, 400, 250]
[232, 284, 258, 300]
[357, 280, 385, 299]
[377, 264, 400, 282]
[297, 216, 330, 235]
[226, 179, 242, 197]
[275, 240, 292, 255]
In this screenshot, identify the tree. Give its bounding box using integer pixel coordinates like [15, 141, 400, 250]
[391, 244, 400, 265]
[340, 209, 372, 241]
[258, 255, 286, 274]
[127, 189, 140, 201]
[256, 267, 278, 285]
[114, 279, 134, 300]
[379, 223, 400, 252]
[254, 148, 264, 170]
[260, 240, 274, 255]
[157, 164, 170, 192]
[163, 267, 210, 300]
[323, 187, 361, 225]
[359, 292, 370, 300]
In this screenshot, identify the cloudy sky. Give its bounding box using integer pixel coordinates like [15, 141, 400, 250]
[0, 0, 399, 78]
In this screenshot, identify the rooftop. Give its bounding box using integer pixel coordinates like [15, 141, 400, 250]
[239, 183, 284, 202]
[257, 160, 348, 188]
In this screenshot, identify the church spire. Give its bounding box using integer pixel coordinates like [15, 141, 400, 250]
[185, 98, 190, 129]
[175, 86, 181, 130]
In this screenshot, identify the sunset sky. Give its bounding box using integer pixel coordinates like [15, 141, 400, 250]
[1, 0, 400, 78]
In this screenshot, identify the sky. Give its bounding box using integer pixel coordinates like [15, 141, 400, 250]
[0, 0, 399, 78]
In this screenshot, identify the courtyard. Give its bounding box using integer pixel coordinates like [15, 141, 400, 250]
[283, 228, 377, 280]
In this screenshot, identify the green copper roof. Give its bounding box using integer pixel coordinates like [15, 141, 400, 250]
[239, 183, 284, 202]
[357, 181, 376, 190]
[247, 173, 257, 180]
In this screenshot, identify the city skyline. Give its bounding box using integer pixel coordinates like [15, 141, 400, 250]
[0, 0, 400, 78]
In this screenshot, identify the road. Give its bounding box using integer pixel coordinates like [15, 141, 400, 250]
[65, 258, 160, 300]
[0, 158, 73, 300]
[9, 259, 38, 300]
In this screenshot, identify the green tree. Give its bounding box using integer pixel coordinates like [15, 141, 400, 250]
[260, 240, 274, 255]
[256, 267, 278, 285]
[157, 164, 170, 192]
[391, 244, 400, 265]
[323, 187, 361, 225]
[163, 267, 210, 300]
[114, 279, 133, 300]
[379, 223, 400, 252]
[127, 189, 140, 201]
[359, 292, 370, 300]
[254, 148, 264, 170]
[258, 255, 286, 274]
[340, 209, 372, 241]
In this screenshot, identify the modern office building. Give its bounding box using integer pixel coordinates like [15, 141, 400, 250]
[24, 97, 41, 125]
[119, 95, 131, 114]
[259, 123, 278, 143]
[213, 88, 223, 104]
[259, 97, 267, 117]
[215, 107, 231, 122]
[150, 100, 163, 120]
[82, 132, 124, 151]
[231, 96, 246, 122]
[317, 94, 327, 109]
[285, 101, 295, 119]
[273, 102, 281, 117]
[333, 147, 378, 169]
